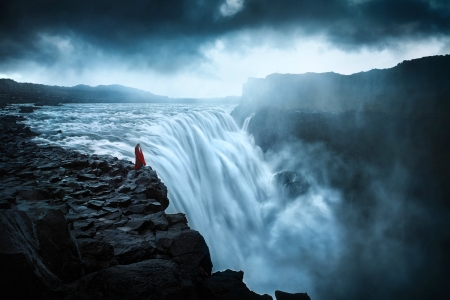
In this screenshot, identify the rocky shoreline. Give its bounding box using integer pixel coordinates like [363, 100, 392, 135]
[0, 114, 310, 300]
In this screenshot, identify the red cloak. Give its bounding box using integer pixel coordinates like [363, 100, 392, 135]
[134, 146, 146, 169]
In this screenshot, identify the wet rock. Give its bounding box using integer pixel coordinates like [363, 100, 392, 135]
[104, 211, 122, 221]
[102, 206, 119, 213]
[275, 291, 311, 300]
[17, 170, 35, 179]
[167, 213, 188, 225]
[73, 219, 95, 231]
[73, 227, 97, 239]
[87, 182, 109, 193]
[127, 170, 137, 180]
[0, 210, 61, 298]
[78, 173, 97, 181]
[73, 189, 91, 198]
[125, 204, 146, 215]
[65, 259, 198, 300]
[38, 163, 58, 171]
[117, 182, 137, 193]
[63, 159, 89, 169]
[35, 209, 84, 283]
[77, 238, 115, 272]
[50, 175, 62, 183]
[105, 196, 131, 207]
[125, 218, 150, 232]
[19, 106, 36, 113]
[0, 199, 11, 209]
[97, 160, 111, 173]
[18, 188, 51, 200]
[156, 229, 212, 275]
[145, 201, 162, 213]
[204, 270, 273, 300]
[145, 211, 169, 231]
[0, 188, 17, 204]
[0, 115, 284, 299]
[144, 185, 169, 210]
[87, 200, 104, 210]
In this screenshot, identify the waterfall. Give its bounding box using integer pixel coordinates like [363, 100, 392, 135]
[24, 104, 343, 298]
[137, 111, 274, 270]
[242, 114, 254, 132]
[135, 110, 342, 297]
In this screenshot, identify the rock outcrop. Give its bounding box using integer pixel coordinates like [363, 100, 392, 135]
[0, 115, 273, 299]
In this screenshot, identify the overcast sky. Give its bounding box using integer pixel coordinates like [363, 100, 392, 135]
[1, 0, 450, 98]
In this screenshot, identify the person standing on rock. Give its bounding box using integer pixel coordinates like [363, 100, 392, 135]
[134, 143, 146, 170]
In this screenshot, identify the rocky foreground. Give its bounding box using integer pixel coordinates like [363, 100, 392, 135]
[0, 115, 310, 300]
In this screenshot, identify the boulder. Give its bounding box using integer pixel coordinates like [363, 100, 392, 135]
[144, 211, 169, 231]
[275, 291, 311, 300]
[65, 259, 198, 300]
[35, 209, 84, 283]
[19, 106, 36, 113]
[156, 229, 212, 275]
[78, 173, 97, 181]
[0, 210, 61, 297]
[203, 269, 273, 300]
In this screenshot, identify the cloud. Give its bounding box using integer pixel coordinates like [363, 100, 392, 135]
[1, 0, 449, 70]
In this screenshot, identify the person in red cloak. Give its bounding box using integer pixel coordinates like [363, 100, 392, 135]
[134, 143, 146, 170]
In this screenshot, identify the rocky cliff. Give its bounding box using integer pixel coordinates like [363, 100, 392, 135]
[241, 55, 450, 115]
[231, 54, 450, 299]
[0, 114, 286, 300]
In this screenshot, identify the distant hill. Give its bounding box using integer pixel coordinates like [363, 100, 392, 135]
[241, 55, 450, 115]
[0, 80, 240, 105]
[0, 79, 169, 105]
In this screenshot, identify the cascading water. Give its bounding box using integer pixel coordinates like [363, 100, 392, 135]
[137, 110, 273, 271]
[242, 114, 254, 131]
[17, 103, 343, 298]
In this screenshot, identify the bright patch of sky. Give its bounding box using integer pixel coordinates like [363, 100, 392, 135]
[2, 35, 449, 98]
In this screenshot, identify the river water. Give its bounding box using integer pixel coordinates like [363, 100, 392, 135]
[10, 103, 344, 298]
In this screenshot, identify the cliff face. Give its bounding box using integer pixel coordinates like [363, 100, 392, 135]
[241, 55, 450, 115]
[0, 114, 275, 300]
[232, 55, 450, 300]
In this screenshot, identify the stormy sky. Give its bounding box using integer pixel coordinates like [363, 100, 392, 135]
[1, 0, 450, 97]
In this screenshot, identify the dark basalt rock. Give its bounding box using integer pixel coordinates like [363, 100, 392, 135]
[203, 269, 272, 300]
[78, 173, 97, 181]
[35, 209, 84, 283]
[0, 115, 282, 300]
[275, 291, 311, 300]
[19, 105, 37, 113]
[156, 229, 212, 275]
[65, 259, 198, 300]
[0, 210, 62, 297]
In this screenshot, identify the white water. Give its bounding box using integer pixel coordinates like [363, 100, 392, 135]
[16, 103, 343, 298]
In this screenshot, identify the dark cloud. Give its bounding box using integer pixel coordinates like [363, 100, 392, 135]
[1, 0, 450, 72]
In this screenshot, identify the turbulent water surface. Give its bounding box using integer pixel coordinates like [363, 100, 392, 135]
[12, 103, 343, 298]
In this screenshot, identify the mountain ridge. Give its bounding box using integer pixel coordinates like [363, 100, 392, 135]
[241, 54, 450, 115]
[0, 79, 240, 105]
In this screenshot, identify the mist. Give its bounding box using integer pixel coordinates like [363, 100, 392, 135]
[233, 93, 450, 298]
